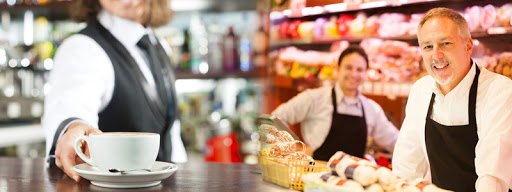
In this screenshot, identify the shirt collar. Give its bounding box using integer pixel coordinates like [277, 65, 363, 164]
[97, 9, 153, 48]
[335, 82, 360, 106]
[432, 60, 476, 99]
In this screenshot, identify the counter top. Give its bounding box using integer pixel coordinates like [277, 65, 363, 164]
[0, 155, 297, 192]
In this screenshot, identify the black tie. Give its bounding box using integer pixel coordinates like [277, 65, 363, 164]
[137, 34, 177, 161]
[137, 34, 169, 108]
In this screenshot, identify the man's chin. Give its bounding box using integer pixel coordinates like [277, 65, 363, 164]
[433, 75, 452, 85]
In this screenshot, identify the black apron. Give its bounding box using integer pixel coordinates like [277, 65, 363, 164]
[313, 88, 367, 161]
[425, 65, 480, 191]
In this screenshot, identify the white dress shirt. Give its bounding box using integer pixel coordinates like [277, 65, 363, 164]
[393, 64, 512, 191]
[272, 82, 399, 153]
[42, 9, 187, 162]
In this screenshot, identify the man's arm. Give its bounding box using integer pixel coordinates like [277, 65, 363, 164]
[42, 34, 113, 181]
[392, 81, 429, 181]
[43, 34, 113, 156]
[392, 115, 429, 181]
[475, 77, 512, 192]
[271, 89, 316, 128]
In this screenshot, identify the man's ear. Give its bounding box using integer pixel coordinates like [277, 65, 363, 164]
[466, 38, 474, 55]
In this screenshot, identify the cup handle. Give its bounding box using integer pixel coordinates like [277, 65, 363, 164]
[74, 135, 94, 166]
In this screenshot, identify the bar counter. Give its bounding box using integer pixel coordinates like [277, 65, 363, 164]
[0, 154, 296, 192]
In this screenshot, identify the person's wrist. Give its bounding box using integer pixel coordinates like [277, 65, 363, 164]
[66, 121, 88, 133]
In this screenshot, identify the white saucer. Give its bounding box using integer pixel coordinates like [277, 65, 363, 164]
[73, 161, 178, 188]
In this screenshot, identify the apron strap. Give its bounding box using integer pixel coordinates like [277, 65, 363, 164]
[331, 88, 337, 116]
[468, 65, 480, 125]
[426, 93, 435, 120]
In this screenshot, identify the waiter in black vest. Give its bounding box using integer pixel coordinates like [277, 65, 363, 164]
[272, 46, 399, 161]
[393, 8, 512, 191]
[42, 0, 186, 182]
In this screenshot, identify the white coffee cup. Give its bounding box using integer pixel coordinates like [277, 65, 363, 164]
[74, 132, 160, 172]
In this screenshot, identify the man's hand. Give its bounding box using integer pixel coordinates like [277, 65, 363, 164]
[54, 122, 102, 182]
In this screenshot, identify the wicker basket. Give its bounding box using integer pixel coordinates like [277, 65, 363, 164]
[259, 156, 328, 190]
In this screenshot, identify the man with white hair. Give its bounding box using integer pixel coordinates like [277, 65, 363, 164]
[393, 7, 512, 192]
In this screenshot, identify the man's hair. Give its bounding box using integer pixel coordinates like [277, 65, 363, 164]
[337, 45, 369, 69]
[417, 7, 471, 42]
[71, 0, 173, 28]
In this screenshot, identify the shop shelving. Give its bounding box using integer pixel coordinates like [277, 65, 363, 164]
[270, 27, 512, 51]
[176, 66, 267, 79]
[266, 0, 512, 128]
[0, 1, 72, 20]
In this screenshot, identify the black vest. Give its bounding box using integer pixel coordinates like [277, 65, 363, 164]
[79, 20, 177, 162]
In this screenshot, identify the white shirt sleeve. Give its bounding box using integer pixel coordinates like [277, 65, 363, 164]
[365, 99, 399, 153]
[42, 34, 115, 155]
[392, 79, 430, 181]
[476, 175, 507, 192]
[475, 75, 512, 192]
[271, 86, 334, 150]
[170, 119, 187, 163]
[271, 89, 316, 127]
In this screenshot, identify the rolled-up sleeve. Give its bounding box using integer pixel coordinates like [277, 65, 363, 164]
[271, 89, 315, 126]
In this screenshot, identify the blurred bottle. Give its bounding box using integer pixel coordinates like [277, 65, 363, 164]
[207, 18, 223, 73]
[252, 26, 268, 68]
[189, 13, 209, 74]
[222, 26, 238, 72]
[239, 13, 253, 72]
[179, 29, 191, 72]
[34, 17, 50, 44]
